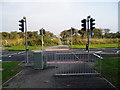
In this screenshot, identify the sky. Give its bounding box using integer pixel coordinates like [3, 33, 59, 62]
[0, 0, 119, 35]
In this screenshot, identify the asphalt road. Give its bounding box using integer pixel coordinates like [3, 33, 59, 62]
[2, 50, 33, 61]
[1, 46, 119, 62]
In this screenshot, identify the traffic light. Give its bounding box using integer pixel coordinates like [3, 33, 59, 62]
[90, 18, 95, 31]
[81, 19, 86, 31]
[19, 19, 24, 32]
[43, 29, 45, 35]
[39, 29, 42, 35]
[39, 29, 45, 35]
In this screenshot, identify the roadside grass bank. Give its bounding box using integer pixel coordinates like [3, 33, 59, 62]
[4, 45, 42, 51]
[94, 58, 120, 89]
[69, 43, 119, 49]
[2, 61, 23, 83]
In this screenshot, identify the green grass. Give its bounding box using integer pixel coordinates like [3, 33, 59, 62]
[4, 45, 42, 51]
[94, 58, 120, 89]
[2, 61, 23, 83]
[69, 43, 119, 49]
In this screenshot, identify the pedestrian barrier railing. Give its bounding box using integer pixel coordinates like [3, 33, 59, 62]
[43, 51, 102, 76]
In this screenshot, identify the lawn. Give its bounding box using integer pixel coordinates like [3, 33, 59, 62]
[2, 61, 23, 83]
[94, 58, 120, 89]
[69, 43, 119, 49]
[4, 45, 42, 51]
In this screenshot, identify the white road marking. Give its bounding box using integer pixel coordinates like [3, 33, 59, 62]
[93, 53, 103, 59]
[95, 51, 102, 53]
[116, 50, 120, 53]
[2, 51, 25, 57]
[8, 56, 11, 57]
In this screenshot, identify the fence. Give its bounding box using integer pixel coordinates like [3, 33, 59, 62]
[44, 51, 102, 76]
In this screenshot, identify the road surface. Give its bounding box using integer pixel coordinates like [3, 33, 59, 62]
[1, 45, 119, 61]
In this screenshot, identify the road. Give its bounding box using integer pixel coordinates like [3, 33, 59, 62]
[1, 45, 119, 61]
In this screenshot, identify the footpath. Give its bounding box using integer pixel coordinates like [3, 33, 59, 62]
[3, 66, 116, 89]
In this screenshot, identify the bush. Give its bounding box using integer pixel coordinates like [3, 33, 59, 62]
[72, 38, 118, 45]
[28, 40, 37, 46]
[2, 39, 25, 46]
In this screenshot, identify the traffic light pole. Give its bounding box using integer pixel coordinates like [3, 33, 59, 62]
[71, 27, 73, 46]
[87, 16, 91, 52]
[23, 17, 29, 64]
[42, 28, 43, 51]
[81, 16, 95, 52]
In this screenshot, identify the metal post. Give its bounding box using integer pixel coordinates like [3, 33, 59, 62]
[71, 27, 73, 46]
[87, 16, 90, 52]
[100, 53, 102, 74]
[41, 28, 43, 50]
[23, 17, 29, 64]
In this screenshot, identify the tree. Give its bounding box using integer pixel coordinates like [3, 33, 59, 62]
[102, 29, 111, 38]
[78, 30, 87, 38]
[92, 28, 103, 38]
[67, 27, 78, 35]
[2, 32, 10, 39]
[103, 29, 110, 35]
[27, 31, 34, 39]
[60, 30, 70, 39]
[60, 27, 79, 42]
[9, 31, 19, 39]
[116, 31, 120, 38]
[33, 31, 38, 39]
[17, 32, 24, 39]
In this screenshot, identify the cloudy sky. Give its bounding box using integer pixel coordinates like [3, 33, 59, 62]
[0, 0, 119, 35]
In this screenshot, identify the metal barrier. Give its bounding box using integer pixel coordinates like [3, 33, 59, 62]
[43, 51, 102, 76]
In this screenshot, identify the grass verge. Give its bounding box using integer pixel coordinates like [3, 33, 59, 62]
[69, 43, 119, 49]
[4, 45, 42, 51]
[2, 61, 23, 83]
[94, 58, 120, 89]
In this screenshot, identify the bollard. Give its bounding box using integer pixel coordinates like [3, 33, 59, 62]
[86, 44, 89, 50]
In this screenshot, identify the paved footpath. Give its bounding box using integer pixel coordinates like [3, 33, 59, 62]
[3, 65, 117, 89]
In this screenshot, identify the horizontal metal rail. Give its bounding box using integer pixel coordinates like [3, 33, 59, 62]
[55, 73, 100, 76]
[56, 53, 94, 55]
[93, 53, 103, 59]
